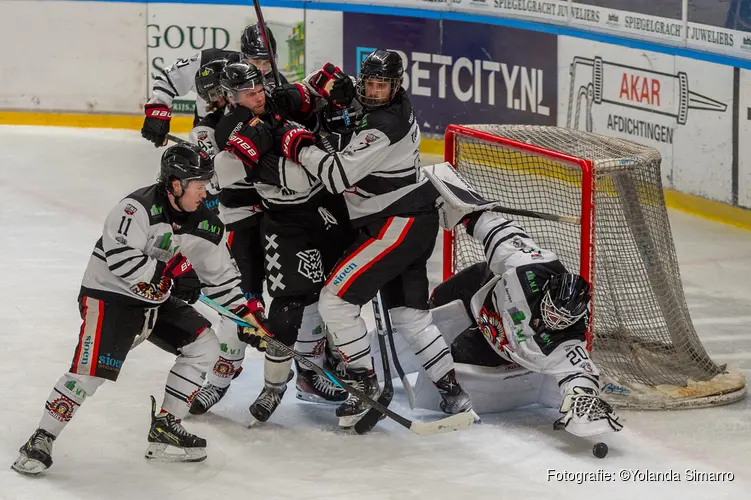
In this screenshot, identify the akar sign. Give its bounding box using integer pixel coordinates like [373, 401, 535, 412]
[344, 14, 557, 134]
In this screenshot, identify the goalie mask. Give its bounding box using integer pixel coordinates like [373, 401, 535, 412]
[540, 273, 591, 331]
[356, 49, 403, 109]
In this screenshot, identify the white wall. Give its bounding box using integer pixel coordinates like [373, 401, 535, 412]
[0, 1, 146, 113]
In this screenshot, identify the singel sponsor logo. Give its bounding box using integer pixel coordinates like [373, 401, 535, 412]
[147, 23, 231, 73]
[332, 262, 358, 286]
[98, 353, 124, 371]
[199, 220, 222, 235]
[355, 46, 551, 116]
[81, 335, 93, 365]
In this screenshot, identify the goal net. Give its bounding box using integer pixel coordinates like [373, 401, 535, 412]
[443, 124, 746, 409]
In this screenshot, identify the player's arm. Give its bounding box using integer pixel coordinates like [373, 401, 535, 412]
[142, 53, 202, 146]
[465, 211, 549, 276]
[277, 113, 396, 194]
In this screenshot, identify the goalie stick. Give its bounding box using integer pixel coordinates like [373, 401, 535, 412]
[198, 294, 475, 436]
[422, 162, 580, 228]
[353, 291, 395, 434]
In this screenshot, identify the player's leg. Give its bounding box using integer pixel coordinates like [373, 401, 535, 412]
[294, 194, 354, 404]
[380, 212, 475, 416]
[247, 211, 323, 425]
[429, 261, 508, 367]
[191, 219, 264, 415]
[319, 213, 439, 427]
[12, 297, 147, 475]
[145, 297, 219, 461]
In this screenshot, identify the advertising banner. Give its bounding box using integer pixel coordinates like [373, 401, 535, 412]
[146, 4, 306, 114]
[558, 36, 734, 202]
[342, 12, 558, 136]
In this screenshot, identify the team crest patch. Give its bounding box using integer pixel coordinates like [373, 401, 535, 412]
[197, 130, 209, 141]
[365, 133, 379, 143]
[478, 306, 507, 352]
[296, 249, 324, 282]
[213, 358, 235, 378]
[45, 396, 76, 423]
[124, 204, 137, 215]
[115, 236, 127, 245]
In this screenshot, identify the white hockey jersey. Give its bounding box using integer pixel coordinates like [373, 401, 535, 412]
[80, 184, 245, 310]
[296, 89, 437, 227]
[466, 212, 591, 374]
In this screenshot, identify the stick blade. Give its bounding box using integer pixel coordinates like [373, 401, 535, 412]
[354, 384, 394, 435]
[409, 411, 476, 436]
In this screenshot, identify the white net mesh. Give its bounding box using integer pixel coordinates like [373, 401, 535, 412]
[447, 124, 746, 409]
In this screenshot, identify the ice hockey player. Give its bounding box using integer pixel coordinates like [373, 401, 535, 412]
[189, 61, 354, 422]
[183, 59, 266, 414]
[141, 23, 286, 147]
[270, 49, 475, 428]
[11, 143, 268, 475]
[429, 208, 623, 437]
[190, 57, 265, 302]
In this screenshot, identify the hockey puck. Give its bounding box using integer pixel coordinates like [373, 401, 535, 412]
[592, 442, 608, 458]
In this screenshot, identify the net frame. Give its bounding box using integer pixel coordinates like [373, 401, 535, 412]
[442, 124, 747, 409]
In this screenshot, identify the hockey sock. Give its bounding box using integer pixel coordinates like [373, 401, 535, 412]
[264, 343, 293, 390]
[205, 316, 246, 389]
[39, 373, 103, 437]
[294, 303, 327, 368]
[162, 330, 218, 419]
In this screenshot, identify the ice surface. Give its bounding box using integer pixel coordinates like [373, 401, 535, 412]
[0, 126, 749, 499]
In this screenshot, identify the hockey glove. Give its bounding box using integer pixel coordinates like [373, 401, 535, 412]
[171, 268, 202, 304]
[271, 83, 314, 118]
[141, 103, 171, 147]
[233, 298, 271, 351]
[225, 120, 274, 168]
[274, 123, 316, 164]
[310, 63, 352, 108]
[329, 74, 356, 108]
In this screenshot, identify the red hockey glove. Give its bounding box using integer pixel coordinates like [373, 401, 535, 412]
[274, 123, 316, 164]
[233, 298, 271, 351]
[225, 120, 274, 168]
[141, 103, 171, 147]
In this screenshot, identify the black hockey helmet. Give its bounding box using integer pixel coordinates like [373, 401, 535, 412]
[540, 273, 591, 330]
[220, 61, 265, 104]
[195, 58, 228, 104]
[356, 49, 403, 108]
[241, 23, 277, 60]
[158, 143, 214, 193]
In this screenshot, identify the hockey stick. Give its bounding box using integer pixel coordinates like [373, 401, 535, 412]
[251, 0, 283, 88]
[198, 295, 474, 436]
[166, 133, 188, 144]
[379, 291, 417, 409]
[353, 292, 395, 434]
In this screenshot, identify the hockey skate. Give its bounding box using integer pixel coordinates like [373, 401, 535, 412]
[189, 382, 229, 416]
[435, 369, 481, 423]
[145, 396, 207, 462]
[248, 385, 287, 426]
[336, 368, 380, 428]
[554, 387, 623, 437]
[295, 361, 347, 404]
[11, 428, 55, 476]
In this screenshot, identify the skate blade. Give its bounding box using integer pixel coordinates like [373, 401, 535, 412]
[296, 390, 346, 405]
[11, 456, 48, 476]
[338, 411, 368, 429]
[144, 443, 206, 463]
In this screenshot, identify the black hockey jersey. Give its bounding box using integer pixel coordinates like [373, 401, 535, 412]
[80, 185, 245, 309]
